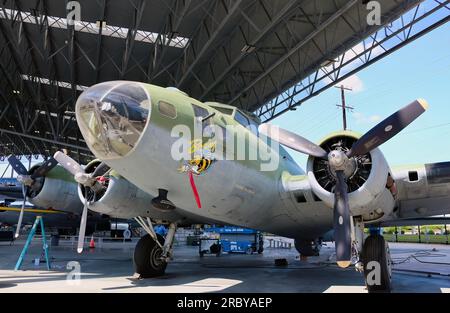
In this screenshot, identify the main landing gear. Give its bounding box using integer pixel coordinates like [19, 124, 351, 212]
[133, 217, 177, 278]
[353, 218, 392, 293]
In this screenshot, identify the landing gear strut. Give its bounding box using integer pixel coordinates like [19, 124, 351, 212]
[133, 217, 177, 278]
[352, 219, 392, 293]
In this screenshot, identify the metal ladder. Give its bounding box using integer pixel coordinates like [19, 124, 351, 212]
[14, 216, 51, 271]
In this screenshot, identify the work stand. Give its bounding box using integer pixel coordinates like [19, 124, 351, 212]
[14, 216, 51, 271]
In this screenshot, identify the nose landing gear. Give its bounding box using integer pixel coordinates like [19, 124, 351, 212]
[352, 219, 392, 293]
[134, 233, 167, 278]
[133, 217, 177, 278]
[361, 233, 392, 293]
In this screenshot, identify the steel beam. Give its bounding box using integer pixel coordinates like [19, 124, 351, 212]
[199, 0, 302, 101]
[94, 0, 107, 83]
[0, 128, 91, 152]
[176, 0, 245, 87]
[228, 0, 358, 106]
[257, 0, 450, 121]
[121, 0, 146, 79]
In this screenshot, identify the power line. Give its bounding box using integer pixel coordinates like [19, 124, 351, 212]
[400, 122, 450, 136]
[301, 110, 340, 138]
[335, 85, 354, 130]
[299, 109, 339, 134]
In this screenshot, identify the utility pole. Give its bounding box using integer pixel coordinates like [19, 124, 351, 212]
[335, 85, 354, 130]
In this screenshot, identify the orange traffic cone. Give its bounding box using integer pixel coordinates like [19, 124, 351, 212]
[89, 235, 95, 249]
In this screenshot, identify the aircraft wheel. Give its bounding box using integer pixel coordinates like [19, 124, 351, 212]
[134, 234, 167, 278]
[362, 234, 392, 293]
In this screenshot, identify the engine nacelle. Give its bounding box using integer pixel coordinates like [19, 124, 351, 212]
[27, 165, 82, 214]
[306, 131, 395, 222]
[78, 161, 183, 221]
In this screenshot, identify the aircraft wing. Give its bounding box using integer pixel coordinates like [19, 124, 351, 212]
[390, 161, 450, 220]
[0, 184, 23, 200]
[378, 216, 450, 227]
[0, 205, 66, 215]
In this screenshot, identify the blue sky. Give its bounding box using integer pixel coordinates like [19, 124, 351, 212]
[272, 21, 450, 169]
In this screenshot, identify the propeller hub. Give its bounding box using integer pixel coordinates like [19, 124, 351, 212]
[17, 175, 33, 186]
[327, 150, 356, 179]
[328, 150, 346, 168]
[75, 172, 96, 186]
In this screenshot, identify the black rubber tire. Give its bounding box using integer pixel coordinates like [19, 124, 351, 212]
[362, 234, 392, 293]
[210, 243, 221, 254]
[133, 234, 167, 278]
[294, 239, 321, 256]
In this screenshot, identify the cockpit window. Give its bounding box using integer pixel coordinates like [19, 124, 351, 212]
[234, 110, 250, 127]
[192, 104, 209, 119]
[212, 106, 234, 115]
[247, 119, 259, 135]
[76, 81, 151, 160]
[234, 110, 259, 135]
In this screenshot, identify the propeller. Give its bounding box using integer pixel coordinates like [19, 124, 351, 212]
[260, 99, 428, 267]
[333, 170, 351, 267]
[7, 155, 58, 238]
[347, 99, 428, 158]
[53, 151, 108, 253]
[258, 124, 328, 158]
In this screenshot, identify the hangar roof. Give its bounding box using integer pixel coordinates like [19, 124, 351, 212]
[0, 0, 449, 162]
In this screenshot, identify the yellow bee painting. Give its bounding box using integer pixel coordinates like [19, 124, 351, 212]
[178, 139, 216, 175]
[189, 157, 212, 174]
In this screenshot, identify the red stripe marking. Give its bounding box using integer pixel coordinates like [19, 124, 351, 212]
[188, 171, 202, 209]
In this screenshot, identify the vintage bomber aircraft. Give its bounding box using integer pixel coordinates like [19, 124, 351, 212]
[1, 156, 153, 236]
[52, 80, 450, 292]
[1, 157, 113, 235]
[2, 154, 200, 244]
[0, 203, 107, 235]
[3, 157, 85, 237]
[0, 178, 23, 201]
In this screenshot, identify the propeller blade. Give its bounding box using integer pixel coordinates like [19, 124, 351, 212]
[188, 172, 202, 209]
[30, 157, 58, 179]
[54, 151, 84, 176]
[92, 162, 109, 177]
[14, 185, 27, 238]
[77, 195, 89, 253]
[258, 124, 328, 158]
[347, 99, 428, 158]
[7, 155, 28, 176]
[333, 170, 352, 268]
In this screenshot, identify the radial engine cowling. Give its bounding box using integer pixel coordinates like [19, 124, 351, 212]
[306, 131, 395, 222]
[27, 165, 81, 214]
[78, 161, 182, 221]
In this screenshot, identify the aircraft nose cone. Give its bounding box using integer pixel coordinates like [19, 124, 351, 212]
[75, 81, 151, 160]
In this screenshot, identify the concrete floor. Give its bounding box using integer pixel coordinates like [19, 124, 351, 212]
[0, 239, 449, 293]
